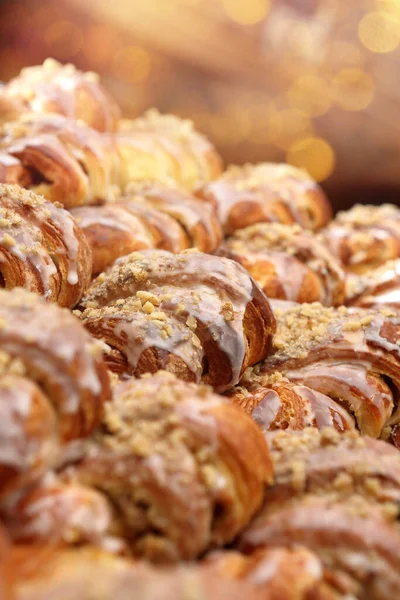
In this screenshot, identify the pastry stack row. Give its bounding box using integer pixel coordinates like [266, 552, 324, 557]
[0, 59, 399, 600]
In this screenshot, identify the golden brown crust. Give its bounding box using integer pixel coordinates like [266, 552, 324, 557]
[321, 204, 400, 273]
[240, 496, 400, 600]
[0, 524, 13, 600]
[0, 288, 110, 499]
[219, 223, 345, 306]
[260, 302, 400, 440]
[64, 372, 273, 562]
[72, 181, 222, 276]
[79, 249, 276, 391]
[1, 59, 120, 132]
[199, 163, 332, 235]
[0, 114, 118, 208]
[117, 110, 223, 192]
[0, 184, 92, 307]
[226, 378, 355, 433]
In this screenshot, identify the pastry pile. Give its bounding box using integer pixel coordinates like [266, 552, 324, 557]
[0, 60, 399, 600]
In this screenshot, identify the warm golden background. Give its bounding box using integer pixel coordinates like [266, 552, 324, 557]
[0, 0, 400, 208]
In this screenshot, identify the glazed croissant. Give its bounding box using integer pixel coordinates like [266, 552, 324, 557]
[226, 373, 355, 433]
[0, 113, 118, 208]
[199, 163, 332, 235]
[0, 184, 91, 307]
[79, 249, 276, 391]
[239, 428, 400, 600]
[257, 302, 400, 442]
[321, 203, 400, 273]
[346, 259, 400, 311]
[71, 181, 222, 276]
[11, 372, 271, 561]
[0, 288, 110, 500]
[219, 223, 345, 306]
[117, 110, 223, 192]
[0, 59, 120, 132]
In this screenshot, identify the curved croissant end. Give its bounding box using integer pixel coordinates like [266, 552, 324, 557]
[0, 184, 92, 307]
[0, 288, 110, 499]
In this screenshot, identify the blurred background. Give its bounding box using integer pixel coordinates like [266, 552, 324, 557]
[0, 0, 400, 209]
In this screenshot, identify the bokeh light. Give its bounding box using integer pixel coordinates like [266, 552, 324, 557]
[221, 0, 270, 25]
[286, 137, 336, 182]
[358, 11, 399, 53]
[332, 68, 375, 111]
[287, 75, 332, 117]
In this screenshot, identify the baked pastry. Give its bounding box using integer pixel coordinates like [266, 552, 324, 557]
[240, 495, 400, 600]
[1, 475, 114, 548]
[0, 288, 110, 499]
[116, 110, 223, 192]
[259, 428, 400, 516]
[12, 546, 261, 600]
[199, 163, 332, 235]
[259, 302, 400, 441]
[0, 184, 91, 307]
[226, 373, 355, 433]
[0, 59, 120, 132]
[219, 223, 345, 305]
[206, 547, 340, 600]
[0, 113, 117, 208]
[321, 204, 400, 273]
[346, 259, 400, 311]
[79, 249, 276, 391]
[61, 372, 272, 561]
[71, 181, 222, 276]
[0, 524, 12, 600]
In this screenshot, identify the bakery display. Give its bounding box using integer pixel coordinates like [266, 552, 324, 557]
[1, 60, 400, 599]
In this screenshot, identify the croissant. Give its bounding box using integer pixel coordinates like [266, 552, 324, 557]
[321, 203, 400, 273]
[259, 302, 400, 442]
[49, 371, 273, 562]
[219, 223, 345, 306]
[0, 288, 110, 499]
[0, 59, 120, 132]
[257, 428, 400, 517]
[0, 184, 91, 307]
[199, 163, 332, 235]
[226, 373, 355, 433]
[79, 249, 276, 391]
[0, 524, 13, 600]
[0, 113, 117, 208]
[240, 495, 400, 600]
[346, 259, 400, 311]
[71, 181, 222, 276]
[117, 110, 223, 192]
